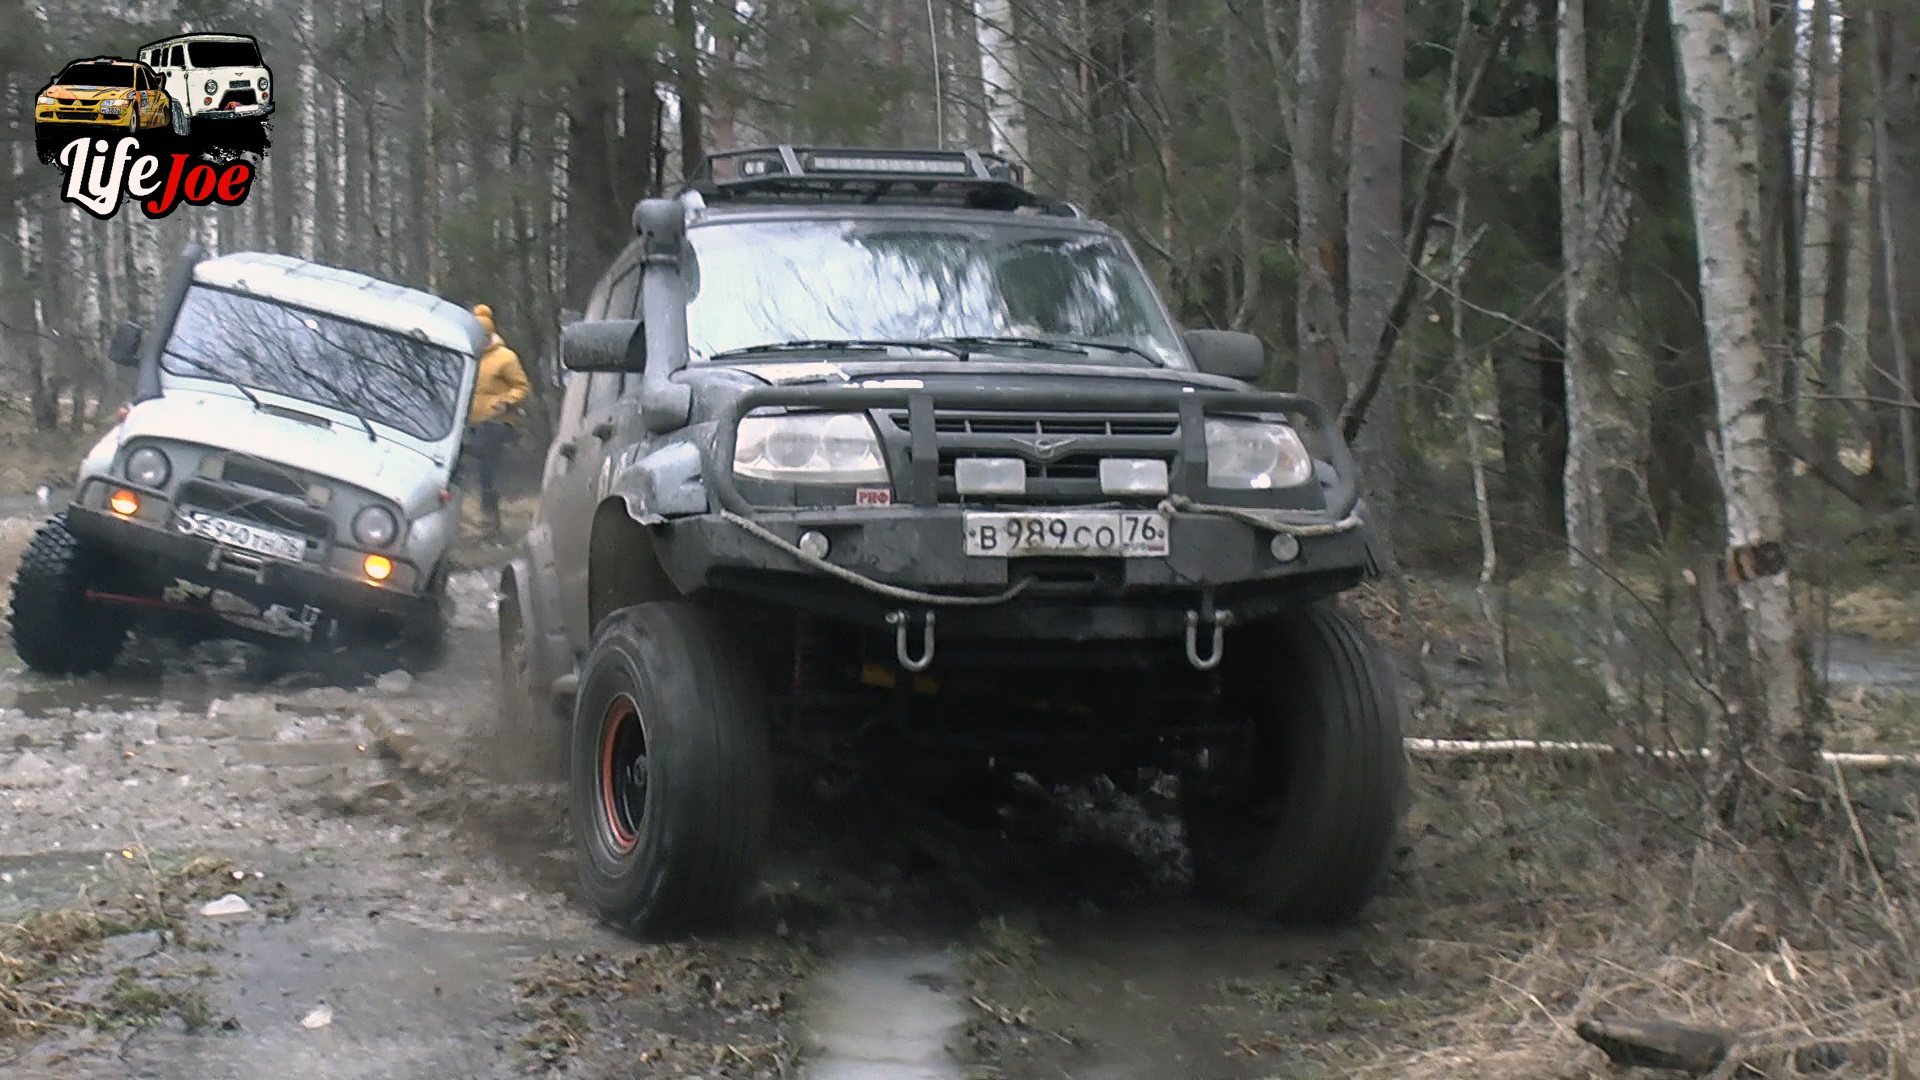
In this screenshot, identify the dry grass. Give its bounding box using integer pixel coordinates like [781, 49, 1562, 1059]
[1285, 758, 1920, 1079]
[1828, 583, 1920, 646]
[0, 855, 242, 1040]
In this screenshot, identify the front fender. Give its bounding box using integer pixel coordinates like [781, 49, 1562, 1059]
[510, 524, 573, 702]
[607, 437, 709, 524]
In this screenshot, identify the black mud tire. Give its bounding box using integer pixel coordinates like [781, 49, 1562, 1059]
[569, 602, 772, 938]
[170, 101, 191, 137]
[8, 513, 133, 677]
[1181, 602, 1407, 924]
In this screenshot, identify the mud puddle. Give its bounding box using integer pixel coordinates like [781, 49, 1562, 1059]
[801, 943, 965, 1080]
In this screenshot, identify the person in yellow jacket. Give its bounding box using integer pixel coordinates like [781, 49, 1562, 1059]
[466, 304, 530, 538]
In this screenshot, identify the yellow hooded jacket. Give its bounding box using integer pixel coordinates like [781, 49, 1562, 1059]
[468, 306, 531, 426]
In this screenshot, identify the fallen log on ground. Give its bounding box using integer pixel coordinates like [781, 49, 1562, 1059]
[1404, 738, 1920, 770]
[1575, 1015, 1736, 1073]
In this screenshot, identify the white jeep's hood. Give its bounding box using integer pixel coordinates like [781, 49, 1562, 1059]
[121, 391, 448, 511]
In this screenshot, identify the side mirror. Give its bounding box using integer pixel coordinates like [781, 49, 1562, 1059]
[1182, 329, 1265, 381]
[109, 321, 143, 367]
[560, 318, 644, 373]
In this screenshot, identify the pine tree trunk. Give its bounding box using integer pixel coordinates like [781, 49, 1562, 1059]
[296, 0, 319, 260]
[1671, 0, 1820, 795]
[1292, 0, 1350, 412]
[1346, 0, 1405, 529]
[674, 0, 706, 177]
[1224, 13, 1264, 333]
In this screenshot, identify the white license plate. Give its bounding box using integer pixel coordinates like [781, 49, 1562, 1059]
[177, 510, 307, 562]
[963, 511, 1170, 558]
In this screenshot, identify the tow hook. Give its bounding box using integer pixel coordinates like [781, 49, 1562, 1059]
[887, 609, 937, 673]
[1184, 603, 1234, 671]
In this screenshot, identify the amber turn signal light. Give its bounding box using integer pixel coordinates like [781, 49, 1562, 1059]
[109, 490, 140, 516]
[362, 554, 393, 581]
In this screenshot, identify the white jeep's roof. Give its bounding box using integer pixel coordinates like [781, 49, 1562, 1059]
[146, 33, 256, 46]
[191, 253, 486, 357]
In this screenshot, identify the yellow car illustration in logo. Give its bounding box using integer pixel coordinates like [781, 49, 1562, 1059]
[34, 58, 172, 150]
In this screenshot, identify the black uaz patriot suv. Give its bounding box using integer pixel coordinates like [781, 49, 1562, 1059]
[497, 146, 1407, 936]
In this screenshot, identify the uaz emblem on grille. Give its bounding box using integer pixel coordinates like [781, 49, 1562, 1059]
[1014, 435, 1078, 460]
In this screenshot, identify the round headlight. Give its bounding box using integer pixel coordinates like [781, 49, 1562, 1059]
[352, 505, 400, 548]
[257, 76, 269, 92]
[125, 446, 171, 488]
[204, 79, 218, 96]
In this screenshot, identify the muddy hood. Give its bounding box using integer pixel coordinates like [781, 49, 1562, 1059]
[727, 358, 1254, 397]
[119, 391, 448, 506]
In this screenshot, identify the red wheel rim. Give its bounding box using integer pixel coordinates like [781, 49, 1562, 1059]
[598, 694, 646, 853]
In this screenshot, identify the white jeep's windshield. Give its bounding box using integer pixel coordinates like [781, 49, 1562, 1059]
[683, 218, 1187, 368]
[187, 40, 261, 67]
[160, 285, 468, 442]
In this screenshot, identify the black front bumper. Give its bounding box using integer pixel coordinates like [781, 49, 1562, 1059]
[660, 382, 1373, 641]
[67, 503, 430, 625]
[654, 506, 1369, 640]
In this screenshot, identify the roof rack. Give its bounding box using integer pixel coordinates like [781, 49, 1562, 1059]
[685, 145, 1080, 216]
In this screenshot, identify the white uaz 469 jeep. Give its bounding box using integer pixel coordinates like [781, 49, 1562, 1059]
[138, 33, 273, 135]
[7, 247, 485, 675]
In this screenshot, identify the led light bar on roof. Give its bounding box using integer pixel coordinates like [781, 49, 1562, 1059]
[804, 154, 972, 175]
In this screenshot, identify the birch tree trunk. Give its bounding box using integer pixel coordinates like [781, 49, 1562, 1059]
[295, 0, 318, 260]
[973, 0, 1031, 167]
[1671, 0, 1819, 787]
[1292, 0, 1350, 412]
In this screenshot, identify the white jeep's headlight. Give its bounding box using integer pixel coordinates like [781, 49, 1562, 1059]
[125, 446, 171, 487]
[352, 504, 400, 548]
[204, 79, 218, 96]
[734, 412, 888, 484]
[257, 76, 269, 92]
[1204, 418, 1313, 490]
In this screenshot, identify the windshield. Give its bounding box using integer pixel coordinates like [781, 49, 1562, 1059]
[188, 40, 261, 67]
[56, 63, 136, 87]
[684, 219, 1187, 368]
[160, 286, 470, 442]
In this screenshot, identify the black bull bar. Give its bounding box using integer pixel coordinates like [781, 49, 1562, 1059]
[705, 384, 1362, 520]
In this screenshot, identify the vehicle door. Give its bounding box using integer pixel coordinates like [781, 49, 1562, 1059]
[137, 67, 165, 127]
[164, 44, 188, 108]
[550, 252, 640, 644]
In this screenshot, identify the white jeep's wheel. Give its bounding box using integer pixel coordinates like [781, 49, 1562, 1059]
[170, 101, 191, 137]
[8, 513, 134, 676]
[1181, 602, 1409, 924]
[569, 601, 772, 937]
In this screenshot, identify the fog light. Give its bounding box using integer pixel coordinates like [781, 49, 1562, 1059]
[362, 554, 393, 581]
[797, 530, 830, 559]
[954, 457, 1027, 496]
[109, 489, 140, 516]
[1098, 458, 1170, 496]
[1269, 533, 1301, 562]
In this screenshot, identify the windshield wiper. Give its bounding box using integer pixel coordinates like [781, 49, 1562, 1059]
[931, 336, 1090, 357]
[165, 349, 266, 409]
[708, 339, 973, 362]
[1056, 339, 1165, 366]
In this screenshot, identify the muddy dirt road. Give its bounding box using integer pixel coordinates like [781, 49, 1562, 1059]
[5, 504, 1917, 1079]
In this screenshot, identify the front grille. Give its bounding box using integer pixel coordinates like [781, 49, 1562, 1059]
[879, 407, 1183, 504]
[223, 459, 308, 498]
[177, 479, 332, 541]
[885, 410, 1178, 438]
[55, 108, 95, 119]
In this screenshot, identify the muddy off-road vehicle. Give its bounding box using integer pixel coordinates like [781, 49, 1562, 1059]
[9, 248, 484, 675]
[499, 146, 1407, 936]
